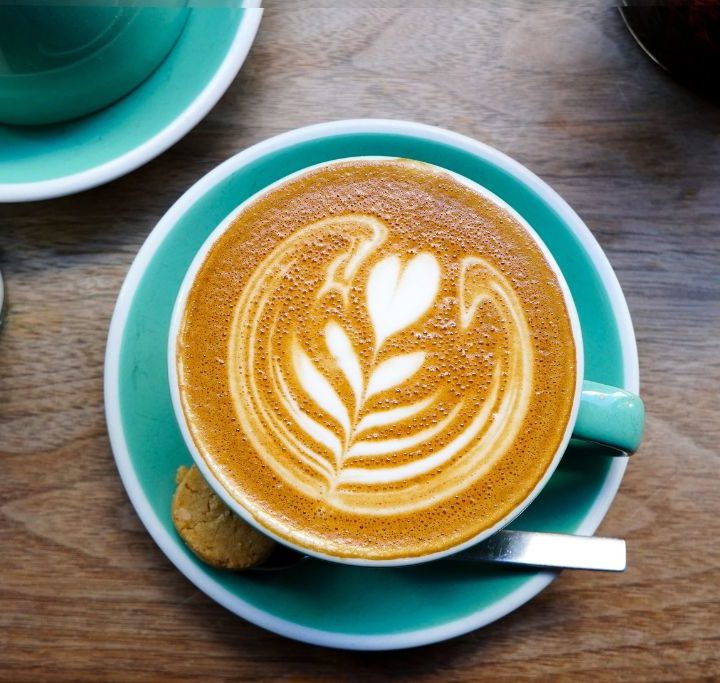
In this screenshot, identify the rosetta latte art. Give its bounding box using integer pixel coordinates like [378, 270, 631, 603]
[228, 213, 534, 516]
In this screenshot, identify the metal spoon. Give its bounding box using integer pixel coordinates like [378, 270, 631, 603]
[254, 530, 626, 572]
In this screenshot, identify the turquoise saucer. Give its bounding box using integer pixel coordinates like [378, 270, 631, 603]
[0, 5, 262, 202]
[104, 120, 639, 650]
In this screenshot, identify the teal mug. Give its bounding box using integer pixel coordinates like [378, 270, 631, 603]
[0, 4, 189, 125]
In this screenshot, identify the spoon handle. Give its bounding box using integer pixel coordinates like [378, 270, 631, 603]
[453, 530, 626, 572]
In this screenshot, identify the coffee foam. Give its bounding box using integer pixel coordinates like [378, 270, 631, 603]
[177, 159, 576, 560]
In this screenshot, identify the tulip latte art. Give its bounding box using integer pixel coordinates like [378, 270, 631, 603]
[177, 159, 576, 560]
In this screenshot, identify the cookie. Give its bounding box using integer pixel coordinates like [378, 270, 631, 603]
[172, 464, 276, 570]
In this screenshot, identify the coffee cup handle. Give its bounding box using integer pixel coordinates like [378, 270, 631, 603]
[571, 380, 645, 455]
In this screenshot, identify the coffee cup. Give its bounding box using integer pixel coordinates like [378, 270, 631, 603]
[168, 156, 645, 567]
[0, 4, 188, 125]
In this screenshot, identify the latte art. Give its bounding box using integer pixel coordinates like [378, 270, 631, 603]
[229, 214, 534, 516]
[177, 159, 577, 560]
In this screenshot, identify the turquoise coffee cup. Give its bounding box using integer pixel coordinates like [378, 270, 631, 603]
[0, 4, 189, 125]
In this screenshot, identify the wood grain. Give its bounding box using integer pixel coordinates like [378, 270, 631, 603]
[1, 2, 719, 680]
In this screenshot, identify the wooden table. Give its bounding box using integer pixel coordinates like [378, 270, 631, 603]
[2, 3, 718, 680]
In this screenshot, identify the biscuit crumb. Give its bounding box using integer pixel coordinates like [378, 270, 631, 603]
[175, 465, 189, 485]
[172, 464, 275, 569]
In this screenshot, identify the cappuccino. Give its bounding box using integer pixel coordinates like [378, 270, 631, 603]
[176, 159, 576, 560]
